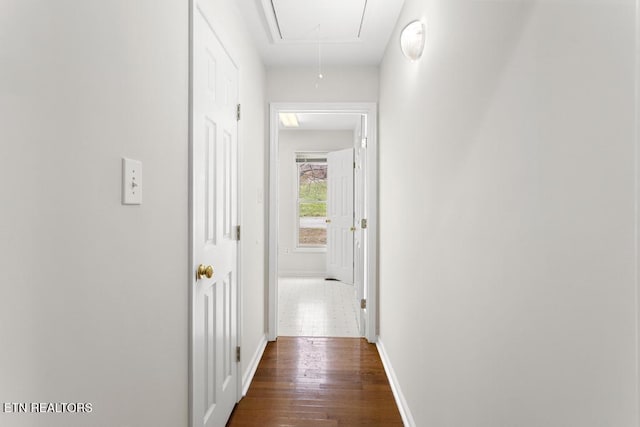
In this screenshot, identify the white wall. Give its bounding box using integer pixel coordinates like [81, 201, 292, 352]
[378, 1, 638, 426]
[0, 1, 266, 426]
[267, 66, 379, 102]
[278, 130, 354, 276]
[0, 1, 188, 426]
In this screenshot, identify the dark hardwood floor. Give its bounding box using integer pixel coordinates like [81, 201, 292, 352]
[227, 337, 403, 426]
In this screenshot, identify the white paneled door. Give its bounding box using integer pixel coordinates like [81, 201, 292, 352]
[191, 6, 238, 427]
[326, 148, 354, 284]
[354, 115, 367, 336]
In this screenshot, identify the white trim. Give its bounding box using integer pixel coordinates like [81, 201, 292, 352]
[278, 270, 327, 278]
[188, 1, 195, 423]
[292, 247, 327, 254]
[376, 338, 416, 427]
[259, 0, 281, 43]
[241, 334, 268, 396]
[268, 102, 378, 343]
[365, 106, 378, 344]
[268, 105, 279, 341]
[235, 90, 244, 402]
[635, 0, 640, 420]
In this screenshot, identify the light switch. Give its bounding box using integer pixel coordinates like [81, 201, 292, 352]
[122, 158, 142, 205]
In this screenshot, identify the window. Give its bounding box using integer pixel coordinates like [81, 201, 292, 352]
[296, 153, 328, 248]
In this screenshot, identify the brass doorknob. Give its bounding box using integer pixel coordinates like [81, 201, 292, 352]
[325, 219, 332, 223]
[197, 264, 214, 280]
[350, 226, 356, 231]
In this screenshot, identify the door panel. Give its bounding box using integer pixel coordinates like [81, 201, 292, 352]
[192, 6, 238, 427]
[326, 148, 354, 284]
[205, 119, 217, 245]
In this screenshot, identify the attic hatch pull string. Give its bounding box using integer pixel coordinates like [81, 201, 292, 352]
[315, 24, 323, 89]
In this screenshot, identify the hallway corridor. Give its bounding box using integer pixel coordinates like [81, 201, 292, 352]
[2, 0, 638, 425]
[227, 338, 402, 426]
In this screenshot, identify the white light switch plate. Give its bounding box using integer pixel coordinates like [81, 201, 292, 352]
[122, 158, 142, 205]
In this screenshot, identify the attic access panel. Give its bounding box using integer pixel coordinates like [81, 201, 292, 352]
[271, 0, 367, 41]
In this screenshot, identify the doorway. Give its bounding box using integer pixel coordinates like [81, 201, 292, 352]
[268, 103, 378, 343]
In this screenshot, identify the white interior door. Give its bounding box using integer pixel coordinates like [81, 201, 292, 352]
[354, 115, 367, 335]
[191, 7, 238, 427]
[326, 148, 354, 284]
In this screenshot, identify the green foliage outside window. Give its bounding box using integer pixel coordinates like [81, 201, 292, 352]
[299, 181, 327, 217]
[297, 161, 327, 246]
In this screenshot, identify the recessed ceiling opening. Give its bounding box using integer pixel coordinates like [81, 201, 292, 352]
[269, 0, 367, 42]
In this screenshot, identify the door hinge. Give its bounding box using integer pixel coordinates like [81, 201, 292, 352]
[361, 218, 368, 229]
[236, 104, 241, 121]
[236, 346, 241, 362]
[361, 137, 368, 148]
[353, 162, 356, 169]
[360, 299, 367, 309]
[235, 225, 241, 241]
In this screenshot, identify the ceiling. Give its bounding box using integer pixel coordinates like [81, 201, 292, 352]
[236, 0, 405, 66]
[279, 113, 362, 131]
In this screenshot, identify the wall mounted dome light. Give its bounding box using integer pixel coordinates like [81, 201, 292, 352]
[400, 20, 425, 61]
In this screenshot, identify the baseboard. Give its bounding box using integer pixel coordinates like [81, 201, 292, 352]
[376, 337, 416, 427]
[241, 333, 268, 396]
[278, 270, 326, 278]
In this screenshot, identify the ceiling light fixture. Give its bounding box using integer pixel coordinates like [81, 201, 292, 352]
[400, 20, 425, 61]
[279, 113, 299, 128]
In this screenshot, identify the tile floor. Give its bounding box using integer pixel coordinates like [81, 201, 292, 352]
[278, 277, 360, 337]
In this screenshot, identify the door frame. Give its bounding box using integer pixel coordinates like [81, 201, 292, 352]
[267, 102, 378, 343]
[188, 2, 244, 426]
